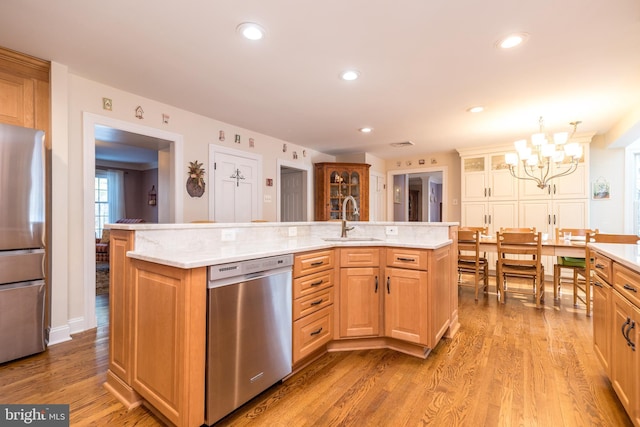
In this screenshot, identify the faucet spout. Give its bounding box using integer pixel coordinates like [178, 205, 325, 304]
[341, 196, 359, 238]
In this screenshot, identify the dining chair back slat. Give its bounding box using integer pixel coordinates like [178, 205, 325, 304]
[496, 230, 545, 308]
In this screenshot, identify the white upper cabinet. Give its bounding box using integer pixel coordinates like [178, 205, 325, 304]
[461, 153, 518, 202]
[518, 143, 589, 200]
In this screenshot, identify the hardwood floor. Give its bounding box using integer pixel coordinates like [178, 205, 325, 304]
[0, 283, 632, 426]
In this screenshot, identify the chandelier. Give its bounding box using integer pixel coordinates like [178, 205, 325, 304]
[505, 117, 583, 189]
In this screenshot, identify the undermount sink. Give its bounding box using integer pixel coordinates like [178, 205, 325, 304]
[322, 237, 382, 242]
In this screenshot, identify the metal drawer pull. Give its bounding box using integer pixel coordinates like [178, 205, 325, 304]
[623, 284, 638, 293]
[397, 257, 416, 262]
[310, 299, 323, 306]
[310, 261, 324, 266]
[387, 276, 390, 294]
[595, 263, 606, 269]
[375, 276, 379, 293]
[310, 279, 323, 286]
[310, 327, 323, 336]
[593, 281, 604, 288]
[628, 321, 636, 351]
[622, 318, 631, 343]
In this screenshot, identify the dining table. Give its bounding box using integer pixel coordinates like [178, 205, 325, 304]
[477, 236, 587, 257]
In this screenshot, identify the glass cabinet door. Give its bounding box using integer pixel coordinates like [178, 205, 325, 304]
[328, 169, 361, 220]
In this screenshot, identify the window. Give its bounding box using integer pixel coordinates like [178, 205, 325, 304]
[95, 174, 109, 239]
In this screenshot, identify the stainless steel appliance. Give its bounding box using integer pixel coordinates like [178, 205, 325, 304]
[206, 254, 293, 425]
[0, 123, 47, 364]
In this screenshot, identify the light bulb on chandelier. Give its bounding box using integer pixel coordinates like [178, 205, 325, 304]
[505, 117, 583, 189]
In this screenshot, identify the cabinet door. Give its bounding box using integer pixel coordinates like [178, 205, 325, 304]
[553, 199, 588, 229]
[488, 154, 518, 200]
[461, 156, 488, 201]
[519, 200, 553, 235]
[461, 202, 488, 229]
[519, 152, 588, 200]
[488, 201, 518, 235]
[0, 69, 35, 127]
[384, 267, 428, 345]
[610, 291, 639, 420]
[551, 163, 588, 199]
[592, 279, 611, 375]
[339, 267, 380, 337]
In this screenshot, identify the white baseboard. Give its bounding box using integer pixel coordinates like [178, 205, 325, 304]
[48, 325, 72, 346]
[68, 316, 86, 335]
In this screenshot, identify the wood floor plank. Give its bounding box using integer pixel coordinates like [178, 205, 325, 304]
[0, 283, 634, 426]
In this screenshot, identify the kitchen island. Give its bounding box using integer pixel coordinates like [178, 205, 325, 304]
[104, 221, 460, 427]
[590, 242, 640, 427]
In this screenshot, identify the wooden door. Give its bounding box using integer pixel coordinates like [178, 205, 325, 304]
[213, 151, 259, 222]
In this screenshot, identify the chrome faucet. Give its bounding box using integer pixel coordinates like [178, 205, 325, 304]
[341, 195, 359, 238]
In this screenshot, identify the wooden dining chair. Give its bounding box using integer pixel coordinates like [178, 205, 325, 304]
[553, 228, 598, 301]
[457, 228, 489, 300]
[575, 232, 640, 316]
[496, 230, 544, 308]
[500, 227, 536, 233]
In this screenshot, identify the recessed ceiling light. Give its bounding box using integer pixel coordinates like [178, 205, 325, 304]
[359, 127, 373, 133]
[467, 106, 484, 113]
[237, 22, 265, 40]
[341, 70, 360, 81]
[497, 33, 528, 49]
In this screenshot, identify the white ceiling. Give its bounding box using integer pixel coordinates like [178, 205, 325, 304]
[2, 0, 640, 159]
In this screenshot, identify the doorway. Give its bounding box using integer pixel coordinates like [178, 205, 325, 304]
[82, 112, 183, 331]
[277, 159, 312, 222]
[387, 166, 447, 222]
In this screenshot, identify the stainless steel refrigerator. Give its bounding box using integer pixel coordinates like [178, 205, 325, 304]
[0, 123, 47, 364]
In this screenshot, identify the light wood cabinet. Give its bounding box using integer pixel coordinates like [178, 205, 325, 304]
[385, 266, 428, 345]
[385, 246, 451, 348]
[292, 250, 335, 365]
[338, 248, 381, 338]
[611, 289, 640, 426]
[314, 162, 371, 221]
[130, 259, 206, 427]
[592, 253, 612, 375]
[105, 230, 207, 427]
[592, 251, 640, 427]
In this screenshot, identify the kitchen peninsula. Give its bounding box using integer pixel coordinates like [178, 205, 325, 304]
[104, 221, 459, 427]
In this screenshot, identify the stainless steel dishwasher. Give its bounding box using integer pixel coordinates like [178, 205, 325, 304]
[206, 254, 293, 425]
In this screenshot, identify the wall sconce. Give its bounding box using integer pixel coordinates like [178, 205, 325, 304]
[148, 185, 157, 206]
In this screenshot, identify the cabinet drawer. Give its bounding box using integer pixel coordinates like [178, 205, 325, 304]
[340, 247, 380, 267]
[293, 269, 334, 299]
[293, 287, 333, 320]
[386, 248, 428, 271]
[293, 306, 333, 363]
[294, 250, 334, 277]
[593, 251, 612, 284]
[613, 263, 640, 308]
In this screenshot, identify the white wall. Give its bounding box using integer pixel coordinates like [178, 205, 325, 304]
[51, 66, 334, 338]
[589, 135, 626, 233]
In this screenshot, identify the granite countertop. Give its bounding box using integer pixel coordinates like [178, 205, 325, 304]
[112, 221, 457, 269]
[589, 243, 640, 272]
[127, 236, 453, 269]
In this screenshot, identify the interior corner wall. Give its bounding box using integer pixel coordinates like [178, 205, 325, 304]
[589, 135, 626, 232]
